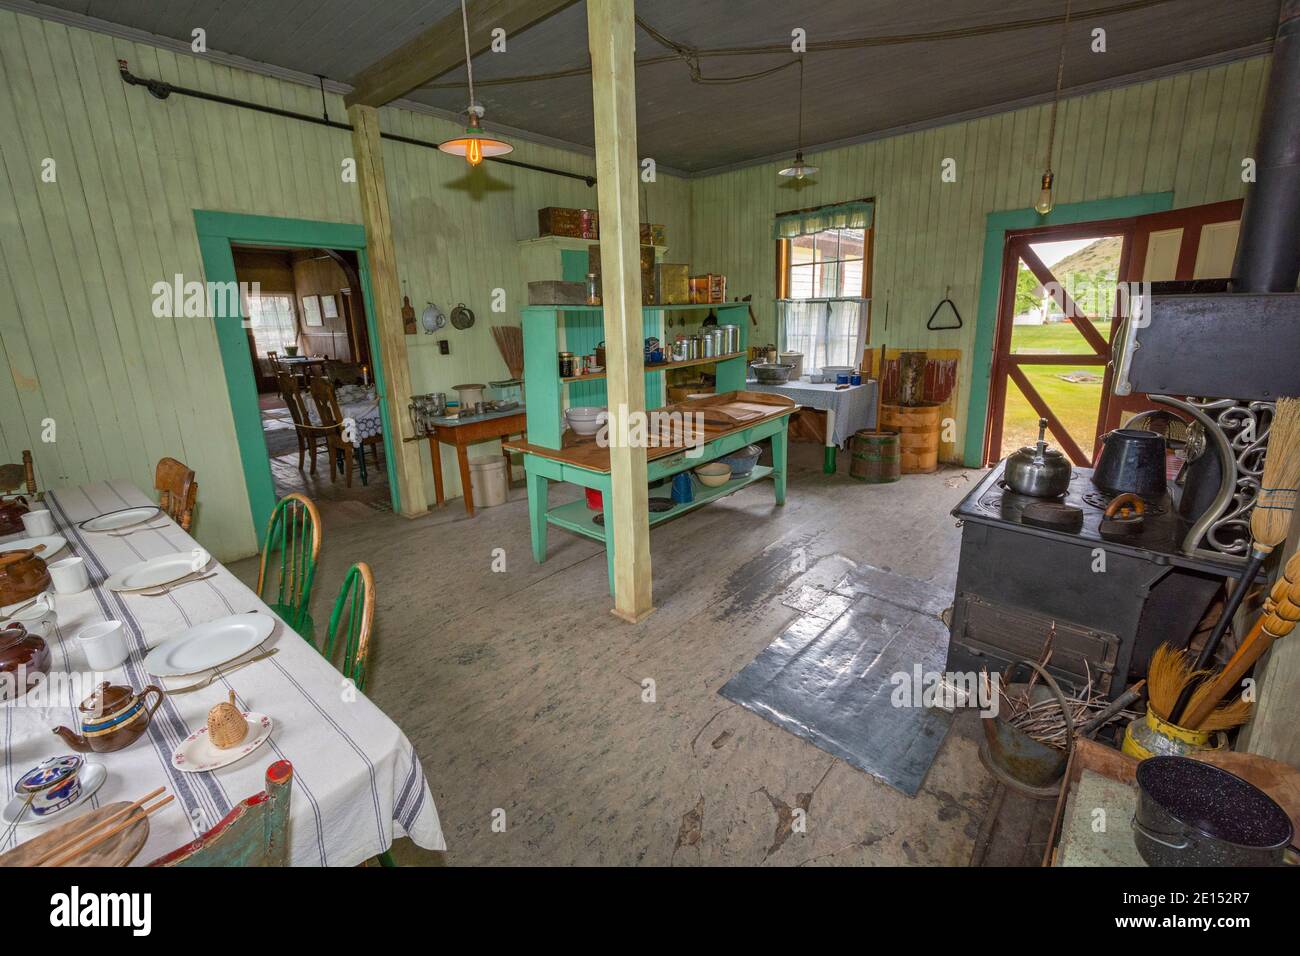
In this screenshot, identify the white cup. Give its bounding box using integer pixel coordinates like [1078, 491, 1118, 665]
[49, 556, 90, 594]
[21, 509, 55, 536]
[7, 593, 56, 639]
[77, 620, 130, 670]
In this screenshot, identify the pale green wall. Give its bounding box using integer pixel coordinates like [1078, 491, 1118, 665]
[0, 9, 689, 561]
[686, 56, 1271, 460]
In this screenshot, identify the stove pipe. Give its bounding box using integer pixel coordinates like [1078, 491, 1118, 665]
[1231, 0, 1300, 293]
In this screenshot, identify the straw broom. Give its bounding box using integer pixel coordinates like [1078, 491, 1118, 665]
[490, 325, 524, 380]
[1169, 396, 1300, 722]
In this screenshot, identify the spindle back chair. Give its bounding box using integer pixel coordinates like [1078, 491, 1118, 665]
[256, 493, 322, 641]
[155, 457, 198, 531]
[321, 562, 376, 691]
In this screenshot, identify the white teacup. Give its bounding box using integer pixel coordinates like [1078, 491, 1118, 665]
[21, 509, 55, 536]
[49, 556, 90, 594]
[7, 593, 56, 639]
[77, 620, 130, 671]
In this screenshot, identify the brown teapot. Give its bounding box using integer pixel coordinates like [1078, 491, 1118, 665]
[0, 548, 50, 607]
[0, 496, 30, 535]
[53, 681, 164, 754]
[0, 622, 49, 703]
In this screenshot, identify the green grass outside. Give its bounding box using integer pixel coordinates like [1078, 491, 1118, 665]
[998, 321, 1111, 459]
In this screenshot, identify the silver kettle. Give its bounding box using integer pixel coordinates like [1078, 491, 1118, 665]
[1004, 418, 1072, 498]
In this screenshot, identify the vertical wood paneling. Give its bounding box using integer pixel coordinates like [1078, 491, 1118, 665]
[688, 56, 1269, 461]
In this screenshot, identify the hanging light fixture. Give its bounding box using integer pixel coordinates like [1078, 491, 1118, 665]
[438, 0, 513, 166]
[1035, 0, 1074, 215]
[778, 57, 818, 180]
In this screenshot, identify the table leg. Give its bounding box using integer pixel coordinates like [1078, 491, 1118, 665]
[358, 442, 369, 485]
[456, 443, 475, 516]
[601, 492, 616, 596]
[527, 469, 548, 562]
[823, 407, 837, 474]
[427, 436, 445, 506]
[772, 425, 788, 505]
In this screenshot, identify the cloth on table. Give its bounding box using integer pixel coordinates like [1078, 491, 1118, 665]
[745, 379, 878, 447]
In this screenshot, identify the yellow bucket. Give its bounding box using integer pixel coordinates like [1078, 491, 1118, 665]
[1122, 706, 1227, 759]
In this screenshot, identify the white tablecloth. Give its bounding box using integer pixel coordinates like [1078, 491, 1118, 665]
[1, 481, 444, 866]
[745, 379, 879, 447]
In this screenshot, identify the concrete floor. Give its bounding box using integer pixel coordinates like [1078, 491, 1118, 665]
[230, 443, 999, 865]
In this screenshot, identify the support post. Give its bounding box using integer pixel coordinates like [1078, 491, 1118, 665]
[347, 103, 427, 517]
[588, 0, 653, 622]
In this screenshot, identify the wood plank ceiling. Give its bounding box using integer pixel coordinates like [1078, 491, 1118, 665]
[23, 0, 1282, 172]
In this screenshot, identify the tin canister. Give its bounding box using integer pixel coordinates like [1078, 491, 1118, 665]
[721, 324, 739, 354]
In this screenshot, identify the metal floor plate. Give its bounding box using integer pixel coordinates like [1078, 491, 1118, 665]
[719, 565, 955, 796]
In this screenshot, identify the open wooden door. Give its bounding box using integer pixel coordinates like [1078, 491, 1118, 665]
[1098, 198, 1243, 434]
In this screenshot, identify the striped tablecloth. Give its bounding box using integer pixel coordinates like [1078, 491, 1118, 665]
[1, 481, 444, 866]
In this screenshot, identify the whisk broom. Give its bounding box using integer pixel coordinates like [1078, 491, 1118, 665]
[1169, 396, 1300, 722]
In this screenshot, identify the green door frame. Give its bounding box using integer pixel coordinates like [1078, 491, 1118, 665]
[962, 192, 1175, 467]
[194, 210, 400, 543]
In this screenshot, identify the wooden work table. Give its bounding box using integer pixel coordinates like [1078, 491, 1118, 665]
[505, 392, 797, 592]
[409, 407, 527, 516]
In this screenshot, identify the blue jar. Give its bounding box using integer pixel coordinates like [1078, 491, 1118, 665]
[671, 472, 694, 504]
[850, 372, 862, 386]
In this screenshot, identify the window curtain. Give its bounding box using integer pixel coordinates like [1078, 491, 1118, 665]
[778, 298, 869, 371]
[772, 200, 873, 240]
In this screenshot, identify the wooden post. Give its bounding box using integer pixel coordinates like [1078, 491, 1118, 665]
[347, 103, 427, 518]
[588, 0, 653, 622]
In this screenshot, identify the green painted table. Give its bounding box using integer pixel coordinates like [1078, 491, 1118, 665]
[505, 402, 795, 593]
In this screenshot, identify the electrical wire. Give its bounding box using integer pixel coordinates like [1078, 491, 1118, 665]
[419, 0, 1176, 90]
[1043, 0, 1075, 175]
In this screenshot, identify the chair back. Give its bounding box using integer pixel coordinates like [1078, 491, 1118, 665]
[309, 376, 343, 430]
[256, 493, 322, 638]
[322, 562, 376, 690]
[0, 449, 37, 497]
[276, 372, 310, 428]
[155, 457, 197, 531]
[149, 761, 293, 867]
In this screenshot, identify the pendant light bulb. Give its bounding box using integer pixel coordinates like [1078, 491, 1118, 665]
[779, 56, 818, 181]
[1035, 171, 1056, 215]
[437, 0, 513, 167]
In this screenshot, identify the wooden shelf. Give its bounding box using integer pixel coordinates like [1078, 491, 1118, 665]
[545, 465, 773, 542]
[561, 351, 746, 384]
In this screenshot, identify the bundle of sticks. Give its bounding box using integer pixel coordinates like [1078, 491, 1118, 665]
[993, 664, 1142, 750]
[34, 787, 173, 867]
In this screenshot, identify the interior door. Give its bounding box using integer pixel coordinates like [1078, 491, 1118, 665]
[1098, 199, 1243, 434]
[985, 220, 1134, 466]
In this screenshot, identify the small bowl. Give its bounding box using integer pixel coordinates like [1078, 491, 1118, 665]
[694, 462, 732, 487]
[565, 406, 608, 436]
[721, 444, 762, 477]
[16, 754, 84, 817]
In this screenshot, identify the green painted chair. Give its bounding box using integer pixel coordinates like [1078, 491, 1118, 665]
[320, 561, 376, 691]
[256, 493, 322, 642]
[318, 561, 395, 866]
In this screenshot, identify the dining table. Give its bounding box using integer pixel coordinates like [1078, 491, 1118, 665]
[0, 480, 445, 866]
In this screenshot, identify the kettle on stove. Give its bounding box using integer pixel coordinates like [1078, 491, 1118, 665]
[1004, 418, 1073, 498]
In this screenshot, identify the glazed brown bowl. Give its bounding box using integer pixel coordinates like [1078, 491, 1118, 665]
[0, 548, 51, 607]
[0, 622, 50, 702]
[0, 497, 30, 536]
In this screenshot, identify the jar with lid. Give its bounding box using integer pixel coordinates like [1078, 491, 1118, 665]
[585, 273, 601, 306]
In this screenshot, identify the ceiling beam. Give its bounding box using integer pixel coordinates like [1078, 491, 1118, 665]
[344, 0, 579, 109]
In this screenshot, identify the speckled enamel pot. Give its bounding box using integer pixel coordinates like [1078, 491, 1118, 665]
[1134, 756, 1293, 867]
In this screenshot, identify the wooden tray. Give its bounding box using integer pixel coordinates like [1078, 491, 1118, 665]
[0, 801, 150, 867]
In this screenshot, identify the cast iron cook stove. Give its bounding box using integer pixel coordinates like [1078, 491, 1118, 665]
[945, 461, 1244, 694]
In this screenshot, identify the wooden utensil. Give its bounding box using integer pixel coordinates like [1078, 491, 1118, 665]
[0, 793, 35, 848]
[1183, 549, 1300, 729]
[0, 800, 151, 868]
[30, 787, 164, 866]
[44, 793, 173, 867]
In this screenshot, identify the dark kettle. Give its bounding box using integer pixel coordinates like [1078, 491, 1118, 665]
[1092, 428, 1166, 497]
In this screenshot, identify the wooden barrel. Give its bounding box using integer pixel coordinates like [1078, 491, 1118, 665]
[879, 403, 941, 474]
[850, 430, 901, 483]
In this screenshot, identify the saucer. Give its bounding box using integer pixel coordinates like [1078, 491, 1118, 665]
[172, 712, 273, 773]
[2, 762, 106, 827]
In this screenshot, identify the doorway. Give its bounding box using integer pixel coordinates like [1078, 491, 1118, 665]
[986, 220, 1133, 465]
[194, 211, 400, 545]
[232, 245, 388, 512]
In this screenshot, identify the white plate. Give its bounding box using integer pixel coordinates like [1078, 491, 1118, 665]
[143, 612, 275, 677]
[173, 713, 273, 773]
[106, 549, 211, 592]
[2, 763, 106, 827]
[78, 506, 162, 533]
[0, 535, 67, 559]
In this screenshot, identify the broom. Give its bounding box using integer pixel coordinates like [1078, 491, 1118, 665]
[1147, 644, 1254, 732]
[490, 325, 524, 380]
[1183, 548, 1300, 729]
[1168, 396, 1300, 722]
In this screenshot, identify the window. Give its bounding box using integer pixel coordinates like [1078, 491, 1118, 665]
[775, 201, 873, 371]
[245, 294, 300, 356]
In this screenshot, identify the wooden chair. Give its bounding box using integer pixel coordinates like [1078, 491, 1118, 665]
[310, 377, 381, 487]
[155, 457, 197, 531]
[257, 493, 322, 642]
[148, 761, 292, 867]
[276, 371, 325, 473]
[0, 450, 37, 498]
[320, 562, 376, 691]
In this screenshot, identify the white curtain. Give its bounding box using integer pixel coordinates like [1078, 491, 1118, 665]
[779, 298, 868, 371]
